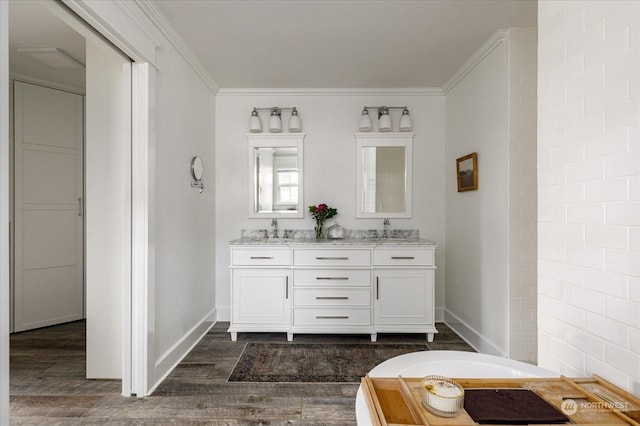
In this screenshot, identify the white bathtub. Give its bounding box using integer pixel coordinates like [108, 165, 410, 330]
[355, 350, 558, 425]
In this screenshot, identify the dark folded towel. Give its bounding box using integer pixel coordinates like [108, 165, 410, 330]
[464, 388, 570, 424]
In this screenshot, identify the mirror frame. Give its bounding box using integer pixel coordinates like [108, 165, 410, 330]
[355, 132, 413, 218]
[247, 133, 305, 218]
[191, 156, 204, 181]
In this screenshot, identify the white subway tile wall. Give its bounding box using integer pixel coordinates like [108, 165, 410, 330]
[509, 27, 539, 363]
[538, 0, 640, 394]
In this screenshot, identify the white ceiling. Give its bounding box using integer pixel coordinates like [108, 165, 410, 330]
[8, 0, 537, 91]
[9, 0, 86, 90]
[153, 0, 537, 89]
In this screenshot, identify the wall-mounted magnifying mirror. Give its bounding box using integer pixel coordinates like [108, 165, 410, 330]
[247, 134, 305, 218]
[355, 133, 413, 218]
[191, 156, 204, 192]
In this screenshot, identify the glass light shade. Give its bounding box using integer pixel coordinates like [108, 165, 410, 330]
[359, 108, 372, 132]
[249, 108, 262, 132]
[378, 109, 392, 132]
[268, 109, 282, 133]
[288, 107, 302, 132]
[399, 108, 413, 132]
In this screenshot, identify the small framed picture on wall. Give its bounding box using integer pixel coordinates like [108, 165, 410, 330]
[456, 152, 478, 192]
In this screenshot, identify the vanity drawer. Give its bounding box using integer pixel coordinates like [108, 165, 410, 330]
[231, 248, 291, 266]
[294, 288, 370, 307]
[373, 248, 434, 266]
[294, 307, 371, 326]
[293, 249, 371, 267]
[293, 269, 371, 286]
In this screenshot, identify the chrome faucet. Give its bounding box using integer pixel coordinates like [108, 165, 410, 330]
[383, 218, 390, 238]
[271, 218, 279, 239]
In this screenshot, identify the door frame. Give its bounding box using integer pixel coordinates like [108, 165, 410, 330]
[1, 3, 157, 418]
[1, 1, 11, 423]
[43, 0, 155, 397]
[1, 0, 157, 404]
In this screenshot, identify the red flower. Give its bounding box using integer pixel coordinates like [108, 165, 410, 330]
[309, 203, 337, 223]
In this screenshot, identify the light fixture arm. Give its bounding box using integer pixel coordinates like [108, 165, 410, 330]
[362, 106, 409, 119]
[253, 106, 299, 116]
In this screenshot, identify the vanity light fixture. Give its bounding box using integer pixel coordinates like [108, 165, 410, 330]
[288, 107, 302, 132]
[249, 108, 262, 132]
[378, 107, 392, 132]
[249, 107, 302, 133]
[399, 107, 413, 131]
[358, 107, 372, 132]
[358, 106, 413, 132]
[268, 108, 282, 132]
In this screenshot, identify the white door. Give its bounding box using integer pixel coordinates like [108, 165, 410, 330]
[13, 81, 84, 332]
[85, 37, 131, 380]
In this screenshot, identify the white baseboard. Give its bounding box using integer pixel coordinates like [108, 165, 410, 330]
[443, 309, 506, 356]
[148, 307, 217, 394]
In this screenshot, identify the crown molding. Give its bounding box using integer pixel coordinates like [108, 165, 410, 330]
[217, 87, 444, 97]
[442, 29, 509, 94]
[135, 0, 219, 94]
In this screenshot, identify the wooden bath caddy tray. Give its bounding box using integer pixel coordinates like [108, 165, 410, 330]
[361, 374, 640, 425]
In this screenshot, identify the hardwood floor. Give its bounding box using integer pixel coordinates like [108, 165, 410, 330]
[10, 320, 474, 424]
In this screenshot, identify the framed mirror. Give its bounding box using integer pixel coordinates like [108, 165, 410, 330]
[355, 133, 413, 218]
[247, 134, 305, 218]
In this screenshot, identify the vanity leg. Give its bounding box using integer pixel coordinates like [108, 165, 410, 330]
[230, 332, 237, 342]
[370, 333, 377, 343]
[427, 333, 434, 343]
[287, 332, 294, 342]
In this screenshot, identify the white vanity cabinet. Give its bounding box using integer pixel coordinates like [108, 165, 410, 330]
[290, 247, 374, 341]
[373, 246, 437, 342]
[228, 240, 438, 342]
[228, 247, 291, 341]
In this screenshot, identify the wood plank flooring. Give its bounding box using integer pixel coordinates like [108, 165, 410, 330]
[10, 320, 474, 424]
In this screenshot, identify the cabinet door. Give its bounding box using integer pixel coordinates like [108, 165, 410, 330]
[232, 269, 291, 325]
[374, 269, 434, 325]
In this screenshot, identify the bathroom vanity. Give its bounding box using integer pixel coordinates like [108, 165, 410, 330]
[228, 237, 437, 342]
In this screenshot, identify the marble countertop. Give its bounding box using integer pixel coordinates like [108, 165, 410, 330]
[228, 237, 438, 246]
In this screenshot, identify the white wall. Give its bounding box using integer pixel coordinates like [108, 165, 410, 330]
[507, 28, 539, 362]
[215, 91, 445, 321]
[538, 0, 639, 393]
[444, 28, 538, 362]
[445, 38, 511, 356]
[151, 31, 216, 383]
